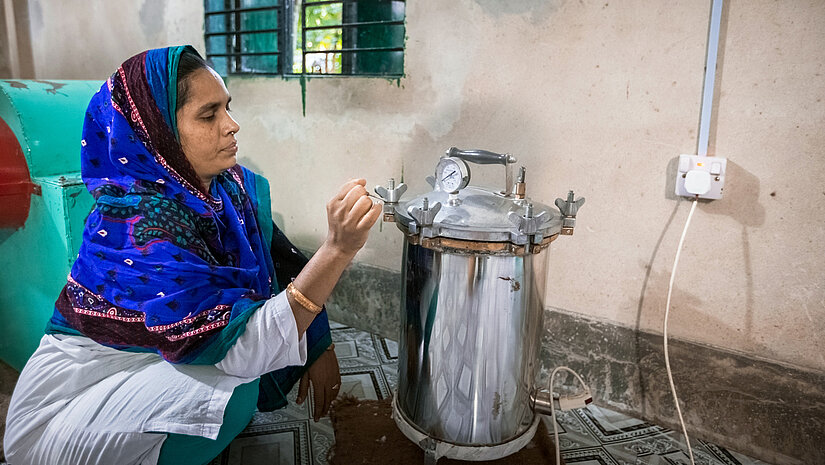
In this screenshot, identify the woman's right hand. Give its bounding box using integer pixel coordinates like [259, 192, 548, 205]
[287, 179, 381, 336]
[324, 178, 382, 258]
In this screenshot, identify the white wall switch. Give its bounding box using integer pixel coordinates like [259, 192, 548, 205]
[675, 154, 727, 200]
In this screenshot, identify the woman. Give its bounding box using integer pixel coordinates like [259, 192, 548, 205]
[3, 46, 381, 464]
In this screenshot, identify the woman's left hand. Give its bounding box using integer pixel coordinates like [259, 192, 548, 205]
[296, 346, 341, 421]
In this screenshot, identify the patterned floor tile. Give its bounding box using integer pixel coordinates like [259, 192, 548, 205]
[211, 420, 311, 465]
[701, 441, 771, 465]
[371, 334, 399, 364]
[576, 406, 667, 444]
[379, 360, 398, 392]
[211, 321, 767, 465]
[555, 405, 767, 465]
[328, 321, 349, 330]
[211, 376, 336, 465]
[249, 383, 310, 426]
[560, 446, 621, 465]
[308, 419, 334, 465]
[331, 327, 380, 368]
[338, 366, 391, 400]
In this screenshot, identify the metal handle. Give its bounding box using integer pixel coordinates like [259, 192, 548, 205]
[446, 147, 516, 166]
[445, 147, 517, 196]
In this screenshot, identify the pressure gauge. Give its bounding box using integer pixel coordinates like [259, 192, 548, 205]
[434, 157, 470, 194]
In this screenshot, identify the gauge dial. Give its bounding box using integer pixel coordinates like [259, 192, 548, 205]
[435, 157, 470, 194]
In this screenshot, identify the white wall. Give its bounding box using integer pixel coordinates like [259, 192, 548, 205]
[25, 0, 204, 78]
[21, 0, 825, 372]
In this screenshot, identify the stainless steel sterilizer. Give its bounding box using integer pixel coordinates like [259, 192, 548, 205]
[375, 147, 584, 463]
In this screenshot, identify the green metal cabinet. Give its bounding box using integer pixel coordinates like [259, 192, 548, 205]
[0, 80, 101, 370]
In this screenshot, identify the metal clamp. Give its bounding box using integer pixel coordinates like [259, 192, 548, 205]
[375, 178, 407, 222]
[555, 190, 585, 235]
[408, 197, 442, 226]
[507, 203, 548, 248]
[407, 197, 442, 237]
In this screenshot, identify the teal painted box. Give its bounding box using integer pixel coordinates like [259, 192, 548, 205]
[0, 80, 101, 370]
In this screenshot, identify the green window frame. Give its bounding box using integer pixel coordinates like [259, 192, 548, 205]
[204, 0, 405, 77]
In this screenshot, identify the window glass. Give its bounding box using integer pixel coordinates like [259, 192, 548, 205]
[205, 0, 404, 76]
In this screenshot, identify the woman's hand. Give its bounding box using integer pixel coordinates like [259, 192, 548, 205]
[296, 347, 341, 421]
[287, 178, 381, 336]
[324, 179, 382, 258]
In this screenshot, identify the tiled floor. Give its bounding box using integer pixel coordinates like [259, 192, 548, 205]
[208, 321, 768, 465]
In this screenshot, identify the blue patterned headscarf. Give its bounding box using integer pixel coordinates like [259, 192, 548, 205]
[47, 46, 277, 364]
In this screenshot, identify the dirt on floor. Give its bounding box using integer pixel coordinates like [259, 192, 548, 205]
[327, 395, 560, 465]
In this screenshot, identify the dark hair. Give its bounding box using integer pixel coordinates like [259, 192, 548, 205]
[176, 50, 211, 110]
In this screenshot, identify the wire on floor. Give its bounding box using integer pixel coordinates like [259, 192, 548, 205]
[548, 366, 590, 465]
[664, 197, 698, 465]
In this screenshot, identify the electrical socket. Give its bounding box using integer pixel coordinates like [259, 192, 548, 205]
[675, 154, 727, 200]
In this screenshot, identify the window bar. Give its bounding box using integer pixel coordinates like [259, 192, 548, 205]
[205, 5, 282, 15]
[305, 46, 403, 54]
[219, 0, 232, 73]
[205, 28, 281, 37]
[281, 0, 292, 74]
[341, 0, 353, 73]
[302, 0, 352, 74]
[301, 0, 307, 75]
[303, 19, 404, 31]
[304, 0, 404, 7]
[205, 3, 285, 75]
[207, 52, 281, 57]
[302, 0, 341, 6]
[296, 0, 405, 75]
[233, 0, 242, 73]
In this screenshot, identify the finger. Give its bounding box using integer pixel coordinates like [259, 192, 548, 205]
[357, 201, 383, 229]
[334, 179, 360, 200]
[348, 194, 373, 222]
[342, 184, 368, 209]
[328, 373, 342, 404]
[296, 372, 309, 404]
[320, 385, 334, 419]
[313, 380, 326, 421]
[336, 178, 366, 200]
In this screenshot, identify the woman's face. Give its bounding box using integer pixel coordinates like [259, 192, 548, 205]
[177, 67, 240, 189]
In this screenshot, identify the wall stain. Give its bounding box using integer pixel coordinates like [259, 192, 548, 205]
[33, 80, 66, 95]
[473, 0, 562, 24]
[139, 0, 166, 40]
[3, 81, 28, 89]
[300, 75, 308, 117]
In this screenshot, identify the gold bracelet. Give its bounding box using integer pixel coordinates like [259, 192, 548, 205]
[287, 282, 323, 314]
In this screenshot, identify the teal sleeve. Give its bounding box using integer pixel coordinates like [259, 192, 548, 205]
[253, 173, 274, 257]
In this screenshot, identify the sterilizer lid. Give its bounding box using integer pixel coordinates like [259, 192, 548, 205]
[394, 186, 562, 244]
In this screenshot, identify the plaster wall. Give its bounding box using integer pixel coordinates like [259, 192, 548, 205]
[0, 3, 11, 77]
[24, 0, 204, 79]
[0, 0, 35, 78]
[20, 0, 825, 373]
